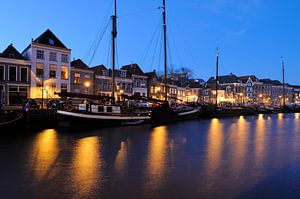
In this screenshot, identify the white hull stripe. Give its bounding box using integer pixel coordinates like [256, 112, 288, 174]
[57, 110, 151, 120]
[177, 109, 199, 116]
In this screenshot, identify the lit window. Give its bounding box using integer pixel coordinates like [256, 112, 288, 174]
[36, 50, 44, 60]
[50, 52, 57, 61]
[61, 54, 68, 63]
[61, 66, 69, 79]
[74, 73, 80, 84]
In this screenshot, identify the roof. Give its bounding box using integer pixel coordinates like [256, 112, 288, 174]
[33, 29, 67, 48]
[238, 75, 258, 83]
[206, 73, 239, 84]
[145, 70, 158, 79]
[71, 59, 89, 70]
[260, 79, 282, 86]
[91, 65, 107, 75]
[0, 44, 26, 60]
[121, 63, 145, 76]
[23, 29, 68, 53]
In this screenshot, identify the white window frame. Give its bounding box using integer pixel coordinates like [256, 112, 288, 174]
[36, 50, 44, 60]
[61, 54, 69, 63]
[8, 65, 17, 81]
[0, 64, 5, 81]
[49, 52, 57, 61]
[19, 67, 28, 82]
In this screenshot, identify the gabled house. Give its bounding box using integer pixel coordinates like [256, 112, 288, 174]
[91, 64, 133, 101]
[0, 44, 31, 105]
[121, 63, 147, 97]
[22, 29, 71, 105]
[70, 59, 94, 94]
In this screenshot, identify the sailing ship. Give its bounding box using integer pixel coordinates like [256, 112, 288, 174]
[57, 0, 151, 126]
[151, 0, 201, 122]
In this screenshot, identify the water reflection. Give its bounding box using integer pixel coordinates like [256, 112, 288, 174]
[231, 116, 249, 173]
[72, 137, 100, 198]
[30, 129, 58, 182]
[114, 141, 128, 175]
[146, 126, 168, 189]
[206, 118, 223, 175]
[255, 114, 266, 166]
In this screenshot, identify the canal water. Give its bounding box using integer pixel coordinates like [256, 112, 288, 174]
[1, 113, 300, 198]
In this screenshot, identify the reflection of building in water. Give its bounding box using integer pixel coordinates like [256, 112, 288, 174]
[31, 129, 58, 182]
[146, 125, 168, 189]
[72, 137, 100, 198]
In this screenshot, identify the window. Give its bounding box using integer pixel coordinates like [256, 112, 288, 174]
[61, 54, 68, 63]
[49, 38, 55, 45]
[49, 52, 57, 61]
[120, 70, 126, 78]
[61, 83, 68, 92]
[20, 67, 28, 82]
[36, 50, 44, 60]
[49, 64, 56, 78]
[84, 74, 90, 79]
[61, 66, 69, 79]
[9, 66, 17, 81]
[36, 63, 44, 78]
[102, 70, 109, 76]
[74, 73, 80, 84]
[0, 65, 4, 81]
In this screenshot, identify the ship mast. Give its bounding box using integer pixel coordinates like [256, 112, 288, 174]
[281, 57, 286, 107]
[162, 0, 168, 102]
[111, 0, 117, 104]
[215, 48, 219, 108]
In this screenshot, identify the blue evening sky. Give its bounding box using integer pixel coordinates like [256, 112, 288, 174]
[1, 0, 300, 84]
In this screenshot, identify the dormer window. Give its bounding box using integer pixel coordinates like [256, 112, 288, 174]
[49, 38, 55, 45]
[102, 70, 109, 76]
[120, 70, 126, 78]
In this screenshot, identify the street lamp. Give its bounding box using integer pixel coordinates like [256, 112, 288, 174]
[85, 81, 90, 94]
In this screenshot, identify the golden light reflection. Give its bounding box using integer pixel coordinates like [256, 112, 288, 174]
[72, 137, 100, 197]
[231, 116, 249, 172]
[114, 141, 128, 174]
[206, 118, 223, 174]
[31, 129, 58, 182]
[255, 114, 266, 166]
[146, 125, 168, 188]
[295, 113, 300, 120]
